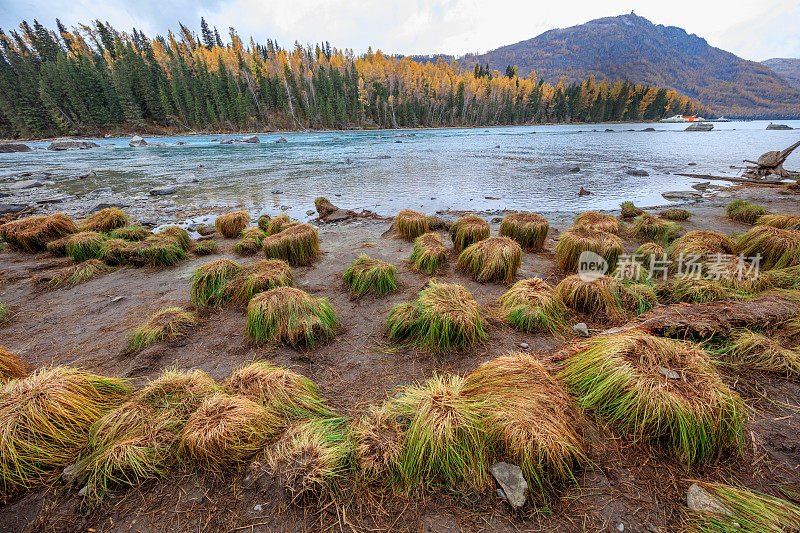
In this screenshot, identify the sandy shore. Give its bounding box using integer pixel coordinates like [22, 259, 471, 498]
[0, 183, 798, 531]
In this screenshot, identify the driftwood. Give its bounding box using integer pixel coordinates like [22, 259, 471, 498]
[603, 294, 800, 339]
[743, 139, 800, 178]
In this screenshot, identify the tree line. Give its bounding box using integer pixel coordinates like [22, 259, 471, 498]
[0, 19, 713, 139]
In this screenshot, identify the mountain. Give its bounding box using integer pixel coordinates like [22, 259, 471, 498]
[461, 13, 800, 118]
[762, 58, 800, 90]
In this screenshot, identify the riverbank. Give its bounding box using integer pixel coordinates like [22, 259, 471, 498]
[0, 186, 798, 531]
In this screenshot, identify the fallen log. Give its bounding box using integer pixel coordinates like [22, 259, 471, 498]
[743, 139, 800, 178]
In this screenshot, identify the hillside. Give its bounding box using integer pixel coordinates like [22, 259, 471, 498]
[762, 58, 800, 90]
[461, 13, 800, 118]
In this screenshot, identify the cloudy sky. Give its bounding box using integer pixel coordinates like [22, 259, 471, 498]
[0, 0, 798, 61]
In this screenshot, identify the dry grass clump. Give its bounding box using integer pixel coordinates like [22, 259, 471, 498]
[222, 260, 294, 305]
[458, 236, 522, 284]
[387, 281, 486, 354]
[733, 265, 800, 293]
[0, 213, 77, 252]
[192, 240, 217, 255]
[462, 353, 586, 493]
[354, 403, 406, 484]
[128, 307, 197, 352]
[227, 361, 336, 420]
[620, 201, 644, 219]
[449, 215, 490, 253]
[189, 259, 242, 306]
[45, 235, 71, 256]
[0, 347, 26, 383]
[736, 225, 800, 270]
[263, 214, 297, 236]
[409, 233, 447, 274]
[683, 481, 800, 532]
[499, 212, 549, 250]
[97, 238, 130, 265]
[659, 208, 691, 221]
[234, 227, 267, 256]
[658, 276, 741, 304]
[559, 332, 744, 465]
[257, 214, 271, 232]
[49, 259, 113, 289]
[125, 236, 187, 267]
[343, 254, 397, 296]
[573, 211, 623, 234]
[156, 226, 191, 251]
[262, 223, 320, 266]
[555, 226, 624, 272]
[633, 242, 666, 268]
[631, 213, 683, 242]
[66, 231, 106, 262]
[109, 225, 150, 241]
[395, 209, 429, 241]
[133, 369, 217, 417]
[246, 287, 338, 347]
[756, 213, 800, 229]
[726, 200, 766, 224]
[0, 367, 129, 498]
[215, 210, 250, 238]
[666, 231, 735, 263]
[498, 278, 568, 334]
[179, 393, 282, 472]
[714, 329, 800, 379]
[79, 207, 128, 233]
[555, 275, 655, 319]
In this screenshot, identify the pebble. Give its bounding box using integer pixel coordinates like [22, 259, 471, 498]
[572, 323, 590, 337]
[253, 504, 263, 512]
[616, 523, 624, 532]
[519, 343, 529, 349]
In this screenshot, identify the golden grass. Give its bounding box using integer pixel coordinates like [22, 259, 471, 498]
[555, 274, 655, 319]
[128, 307, 197, 351]
[66, 231, 107, 262]
[262, 223, 320, 266]
[257, 214, 271, 232]
[263, 214, 297, 236]
[736, 225, 800, 270]
[620, 201, 643, 219]
[387, 281, 487, 354]
[0, 213, 77, 252]
[246, 287, 338, 347]
[45, 235, 70, 256]
[633, 242, 666, 268]
[573, 211, 623, 234]
[221, 259, 294, 305]
[554, 226, 623, 273]
[659, 208, 691, 221]
[714, 329, 800, 379]
[559, 332, 744, 465]
[462, 353, 586, 493]
[449, 215, 490, 253]
[189, 259, 242, 306]
[234, 227, 267, 256]
[97, 238, 130, 265]
[409, 232, 448, 274]
[498, 278, 568, 334]
[756, 213, 800, 229]
[658, 275, 741, 304]
[666, 231, 736, 265]
[457, 236, 521, 284]
[133, 369, 217, 417]
[215, 211, 250, 238]
[395, 209, 429, 241]
[178, 393, 282, 472]
[0, 367, 129, 499]
[343, 254, 397, 296]
[354, 403, 406, 484]
[498, 212, 549, 251]
[79, 207, 128, 233]
[109, 225, 150, 241]
[726, 200, 766, 224]
[124, 236, 188, 267]
[156, 226, 191, 251]
[0, 347, 26, 383]
[49, 259, 113, 289]
[630, 213, 683, 242]
[192, 240, 218, 255]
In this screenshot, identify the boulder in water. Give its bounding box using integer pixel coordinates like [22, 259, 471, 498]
[48, 140, 100, 151]
[241, 135, 260, 143]
[766, 123, 792, 130]
[0, 143, 31, 153]
[129, 136, 148, 147]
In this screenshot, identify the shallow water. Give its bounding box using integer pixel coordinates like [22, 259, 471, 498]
[3, 120, 800, 222]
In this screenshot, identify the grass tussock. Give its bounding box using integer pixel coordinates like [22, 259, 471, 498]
[631, 213, 683, 242]
[257, 214, 271, 232]
[666, 231, 736, 264]
[262, 223, 320, 266]
[554, 226, 623, 273]
[756, 213, 800, 229]
[79, 207, 128, 233]
[128, 307, 197, 352]
[499, 212, 549, 250]
[66, 231, 106, 262]
[0, 367, 129, 498]
[620, 202, 644, 219]
[234, 227, 267, 256]
[659, 275, 741, 304]
[387, 281, 486, 353]
[395, 209, 429, 241]
[0, 213, 77, 252]
[222, 259, 294, 305]
[726, 200, 766, 224]
[354, 403, 406, 484]
[462, 353, 586, 493]
[133, 369, 217, 417]
[409, 233, 447, 274]
[498, 278, 568, 334]
[246, 287, 338, 347]
[109, 225, 150, 241]
[633, 242, 666, 269]
[560, 332, 744, 465]
[684, 482, 800, 532]
[97, 238, 130, 265]
[732, 265, 800, 293]
[264, 214, 297, 236]
[659, 208, 691, 221]
[49, 259, 113, 288]
[573, 211, 623, 234]
[343, 254, 397, 296]
[125, 236, 188, 267]
[0, 347, 26, 383]
[458, 236, 521, 284]
[189, 259, 242, 306]
[157, 226, 191, 251]
[215, 211, 250, 238]
[736, 225, 800, 270]
[715, 329, 800, 379]
[192, 240, 217, 255]
[179, 393, 282, 472]
[227, 361, 336, 419]
[449, 215, 490, 253]
[555, 274, 656, 319]
[45, 235, 71, 256]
